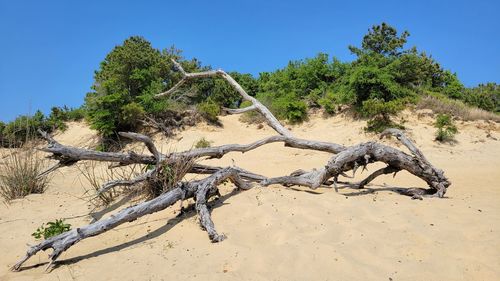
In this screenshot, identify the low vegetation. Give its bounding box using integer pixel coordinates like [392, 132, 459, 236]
[0, 106, 84, 147]
[144, 156, 195, 199]
[435, 114, 458, 142]
[78, 160, 143, 206]
[32, 219, 71, 240]
[194, 137, 211, 148]
[0, 148, 51, 201]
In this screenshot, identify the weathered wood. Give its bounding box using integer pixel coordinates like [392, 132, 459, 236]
[12, 61, 451, 273]
[12, 167, 259, 271]
[156, 59, 293, 137]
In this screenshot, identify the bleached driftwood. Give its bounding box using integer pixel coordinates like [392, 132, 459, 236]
[13, 60, 450, 272]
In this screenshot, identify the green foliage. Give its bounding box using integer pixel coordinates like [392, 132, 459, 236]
[194, 137, 211, 148]
[349, 22, 409, 57]
[318, 91, 339, 114]
[259, 53, 347, 100]
[284, 100, 308, 124]
[85, 36, 196, 137]
[435, 114, 458, 142]
[0, 106, 83, 147]
[197, 99, 220, 123]
[441, 71, 465, 100]
[120, 102, 145, 130]
[362, 99, 406, 132]
[5, 22, 497, 143]
[239, 100, 266, 124]
[361, 98, 405, 118]
[206, 73, 259, 108]
[365, 117, 405, 133]
[32, 219, 71, 240]
[464, 83, 499, 112]
[2, 111, 50, 146]
[255, 92, 308, 123]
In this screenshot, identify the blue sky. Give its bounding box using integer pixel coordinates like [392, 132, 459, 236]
[0, 0, 499, 122]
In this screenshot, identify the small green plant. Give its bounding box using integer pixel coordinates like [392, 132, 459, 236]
[194, 137, 211, 148]
[32, 219, 71, 239]
[197, 99, 220, 123]
[435, 114, 458, 142]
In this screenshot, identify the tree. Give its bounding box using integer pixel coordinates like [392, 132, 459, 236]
[85, 36, 168, 136]
[85, 37, 204, 137]
[349, 22, 409, 57]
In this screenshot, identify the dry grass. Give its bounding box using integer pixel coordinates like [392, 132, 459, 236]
[144, 156, 195, 199]
[0, 147, 51, 201]
[78, 161, 143, 206]
[417, 95, 500, 122]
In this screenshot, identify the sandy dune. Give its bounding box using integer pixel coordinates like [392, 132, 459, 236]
[1, 112, 499, 281]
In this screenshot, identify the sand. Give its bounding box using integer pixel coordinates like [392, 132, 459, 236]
[0, 112, 499, 281]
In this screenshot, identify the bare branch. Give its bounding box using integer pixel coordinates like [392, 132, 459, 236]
[222, 105, 256, 114]
[156, 59, 293, 137]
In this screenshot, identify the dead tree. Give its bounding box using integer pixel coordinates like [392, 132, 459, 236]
[12, 60, 450, 272]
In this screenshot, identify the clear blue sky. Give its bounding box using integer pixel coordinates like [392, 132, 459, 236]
[0, 0, 499, 122]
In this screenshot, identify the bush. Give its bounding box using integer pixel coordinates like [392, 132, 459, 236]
[197, 99, 220, 123]
[435, 114, 458, 142]
[239, 100, 266, 124]
[257, 92, 308, 123]
[318, 91, 339, 115]
[361, 98, 405, 132]
[0, 148, 51, 201]
[464, 83, 499, 112]
[1, 111, 51, 146]
[120, 102, 145, 130]
[194, 137, 211, 148]
[66, 107, 86, 121]
[285, 100, 308, 124]
[365, 117, 405, 133]
[32, 219, 71, 239]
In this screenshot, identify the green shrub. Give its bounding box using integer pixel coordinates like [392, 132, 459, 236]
[256, 92, 308, 123]
[435, 114, 458, 142]
[32, 219, 71, 239]
[194, 137, 211, 148]
[318, 91, 338, 115]
[361, 98, 405, 132]
[120, 102, 145, 130]
[66, 107, 86, 120]
[1, 111, 52, 145]
[285, 100, 308, 124]
[239, 100, 266, 124]
[464, 83, 499, 112]
[365, 117, 405, 133]
[197, 99, 220, 123]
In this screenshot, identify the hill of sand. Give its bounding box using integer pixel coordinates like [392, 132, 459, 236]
[0, 112, 499, 281]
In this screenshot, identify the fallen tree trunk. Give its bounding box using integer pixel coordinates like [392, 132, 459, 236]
[13, 60, 450, 272]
